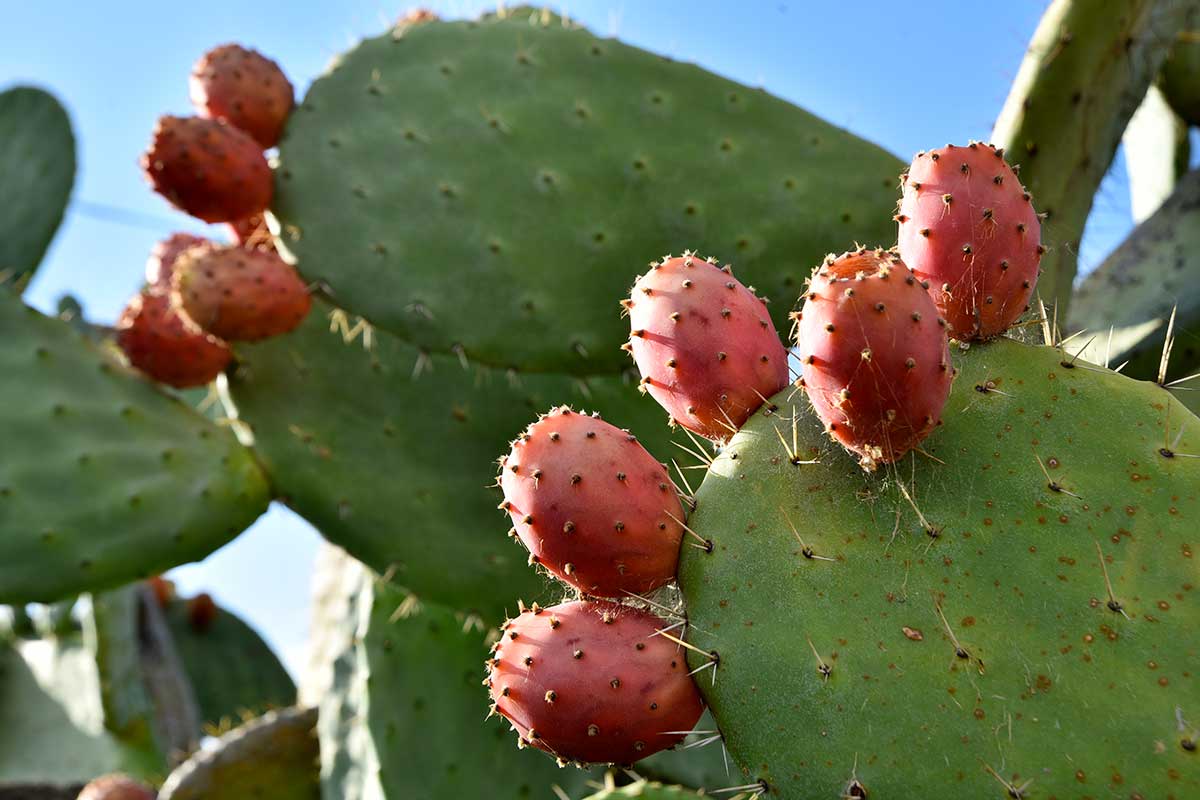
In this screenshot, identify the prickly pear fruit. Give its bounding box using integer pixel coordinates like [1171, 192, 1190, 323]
[140, 115, 272, 223]
[398, 8, 439, 25]
[626, 253, 788, 440]
[172, 243, 311, 341]
[795, 248, 953, 469]
[186, 592, 217, 633]
[77, 774, 156, 800]
[190, 44, 294, 148]
[145, 232, 207, 293]
[896, 142, 1041, 340]
[117, 290, 232, 389]
[499, 407, 685, 598]
[147, 575, 176, 608]
[486, 600, 705, 765]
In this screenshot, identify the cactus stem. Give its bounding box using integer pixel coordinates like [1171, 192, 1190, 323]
[781, 507, 835, 562]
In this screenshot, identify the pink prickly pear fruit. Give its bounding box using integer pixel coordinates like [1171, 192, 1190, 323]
[172, 243, 311, 342]
[145, 233, 207, 293]
[486, 600, 705, 765]
[499, 407, 686, 598]
[795, 248, 954, 471]
[76, 774, 155, 800]
[190, 44, 294, 149]
[625, 252, 788, 440]
[117, 291, 232, 389]
[896, 142, 1043, 340]
[140, 115, 273, 223]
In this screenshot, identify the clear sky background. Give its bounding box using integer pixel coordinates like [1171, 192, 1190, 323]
[4, 0, 1194, 677]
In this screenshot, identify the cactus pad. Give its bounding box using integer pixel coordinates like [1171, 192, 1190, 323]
[229, 303, 680, 619]
[273, 8, 900, 375]
[161, 593, 295, 729]
[678, 337, 1200, 797]
[0, 87, 74, 291]
[158, 707, 319, 800]
[0, 293, 270, 602]
[1071, 168, 1200, 383]
[321, 572, 598, 799]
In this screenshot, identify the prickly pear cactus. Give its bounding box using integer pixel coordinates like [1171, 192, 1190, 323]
[229, 303, 680, 618]
[160, 592, 295, 729]
[1071, 168, 1200, 386]
[0, 86, 74, 292]
[158, 707, 319, 800]
[0, 293, 270, 602]
[677, 337, 1200, 797]
[0, 607, 167, 784]
[991, 0, 1199, 315]
[272, 7, 900, 375]
[319, 565, 599, 800]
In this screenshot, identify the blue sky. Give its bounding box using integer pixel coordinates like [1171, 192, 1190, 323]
[3, 0, 1188, 676]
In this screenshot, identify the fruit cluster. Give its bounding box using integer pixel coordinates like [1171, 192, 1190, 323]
[118, 44, 310, 389]
[487, 141, 1041, 767]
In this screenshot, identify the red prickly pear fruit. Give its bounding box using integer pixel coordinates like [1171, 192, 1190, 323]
[145, 233, 207, 293]
[499, 407, 685, 598]
[172, 243, 311, 342]
[626, 252, 788, 440]
[795, 248, 954, 471]
[896, 142, 1042, 340]
[486, 600, 705, 765]
[226, 212, 275, 252]
[146, 575, 176, 608]
[186, 592, 217, 633]
[77, 774, 155, 800]
[190, 44, 294, 149]
[117, 291, 232, 389]
[140, 115, 273, 223]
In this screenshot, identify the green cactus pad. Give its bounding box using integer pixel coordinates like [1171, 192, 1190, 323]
[1161, 31, 1200, 125]
[0, 87, 75, 292]
[161, 593, 295, 730]
[321, 571, 598, 800]
[0, 293, 271, 602]
[992, 0, 1199, 315]
[678, 337, 1200, 798]
[158, 707, 319, 800]
[583, 779, 706, 800]
[273, 8, 900, 375]
[230, 303, 682, 619]
[1071, 168, 1200, 383]
[0, 636, 163, 783]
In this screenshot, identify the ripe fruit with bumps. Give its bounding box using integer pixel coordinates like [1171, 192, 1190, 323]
[190, 44, 294, 148]
[795, 248, 954, 469]
[117, 290, 232, 389]
[145, 232, 206, 293]
[499, 406, 685, 598]
[172, 243, 311, 341]
[896, 142, 1042, 340]
[625, 252, 788, 440]
[76, 774, 155, 800]
[486, 600, 705, 765]
[141, 115, 272, 223]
